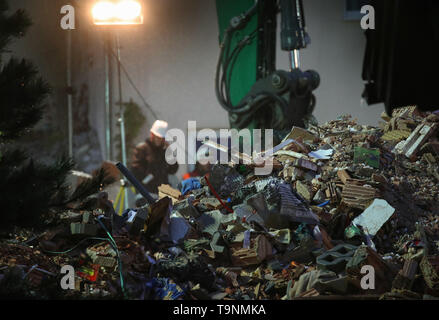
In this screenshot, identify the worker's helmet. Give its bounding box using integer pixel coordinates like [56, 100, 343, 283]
[150, 120, 168, 138]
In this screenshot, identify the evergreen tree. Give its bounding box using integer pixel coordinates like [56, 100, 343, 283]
[0, 0, 73, 230]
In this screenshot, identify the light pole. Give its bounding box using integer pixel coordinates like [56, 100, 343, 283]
[66, 29, 73, 158]
[114, 32, 128, 172]
[104, 32, 112, 161]
[92, 0, 144, 211]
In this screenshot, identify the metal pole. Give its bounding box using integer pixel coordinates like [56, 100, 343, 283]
[67, 29, 73, 158]
[116, 162, 156, 205]
[115, 31, 129, 210]
[289, 49, 300, 70]
[104, 33, 112, 160]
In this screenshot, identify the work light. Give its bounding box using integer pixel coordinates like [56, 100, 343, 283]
[92, 0, 143, 25]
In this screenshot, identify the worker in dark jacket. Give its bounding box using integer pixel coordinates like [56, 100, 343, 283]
[130, 120, 179, 194]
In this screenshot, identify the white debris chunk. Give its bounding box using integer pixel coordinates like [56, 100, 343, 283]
[352, 199, 395, 236]
[308, 149, 334, 160]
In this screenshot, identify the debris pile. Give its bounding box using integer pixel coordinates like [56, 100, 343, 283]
[1, 106, 439, 300]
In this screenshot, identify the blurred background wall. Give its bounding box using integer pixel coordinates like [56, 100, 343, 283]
[8, 0, 384, 176]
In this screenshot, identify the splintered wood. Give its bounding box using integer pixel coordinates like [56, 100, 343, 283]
[391, 106, 419, 119]
[282, 126, 318, 143]
[325, 182, 339, 202]
[381, 130, 411, 142]
[337, 169, 351, 184]
[395, 122, 438, 159]
[230, 235, 272, 267]
[158, 184, 181, 204]
[341, 184, 379, 210]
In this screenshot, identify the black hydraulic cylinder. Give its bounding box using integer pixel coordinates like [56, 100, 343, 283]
[280, 0, 307, 51]
[116, 162, 156, 205]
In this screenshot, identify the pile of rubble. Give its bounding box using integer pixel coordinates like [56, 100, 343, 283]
[1, 106, 439, 300]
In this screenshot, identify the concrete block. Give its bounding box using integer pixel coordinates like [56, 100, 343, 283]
[70, 223, 98, 236]
[316, 243, 358, 273]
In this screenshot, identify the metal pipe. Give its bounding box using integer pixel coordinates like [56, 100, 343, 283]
[289, 49, 300, 70]
[104, 33, 112, 160]
[67, 30, 73, 158]
[115, 33, 127, 167]
[115, 32, 129, 210]
[116, 162, 156, 205]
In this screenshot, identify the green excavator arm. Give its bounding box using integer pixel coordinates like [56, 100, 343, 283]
[215, 0, 258, 108]
[215, 0, 319, 146]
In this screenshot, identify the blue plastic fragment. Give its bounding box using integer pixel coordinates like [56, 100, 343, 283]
[181, 178, 202, 195]
[317, 200, 330, 207]
[148, 278, 185, 300]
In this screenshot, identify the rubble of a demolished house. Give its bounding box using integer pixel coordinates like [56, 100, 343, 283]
[1, 106, 439, 300]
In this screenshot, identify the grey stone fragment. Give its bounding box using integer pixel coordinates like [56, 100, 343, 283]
[279, 183, 319, 225]
[174, 198, 200, 218]
[313, 190, 326, 204]
[70, 223, 98, 236]
[196, 210, 236, 236]
[316, 243, 358, 273]
[282, 236, 316, 264]
[246, 193, 270, 223]
[289, 269, 338, 298]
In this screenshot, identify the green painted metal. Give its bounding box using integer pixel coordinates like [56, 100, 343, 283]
[215, 0, 258, 108]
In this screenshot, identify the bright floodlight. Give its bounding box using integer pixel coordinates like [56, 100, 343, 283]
[116, 1, 142, 20]
[92, 0, 143, 25]
[92, 2, 115, 21]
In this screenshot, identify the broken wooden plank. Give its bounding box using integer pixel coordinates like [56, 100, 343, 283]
[325, 182, 339, 202]
[158, 184, 181, 203]
[396, 123, 438, 159]
[275, 150, 306, 159]
[295, 180, 314, 201]
[341, 184, 379, 210]
[230, 235, 273, 267]
[282, 126, 318, 143]
[381, 130, 411, 142]
[337, 169, 351, 184]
